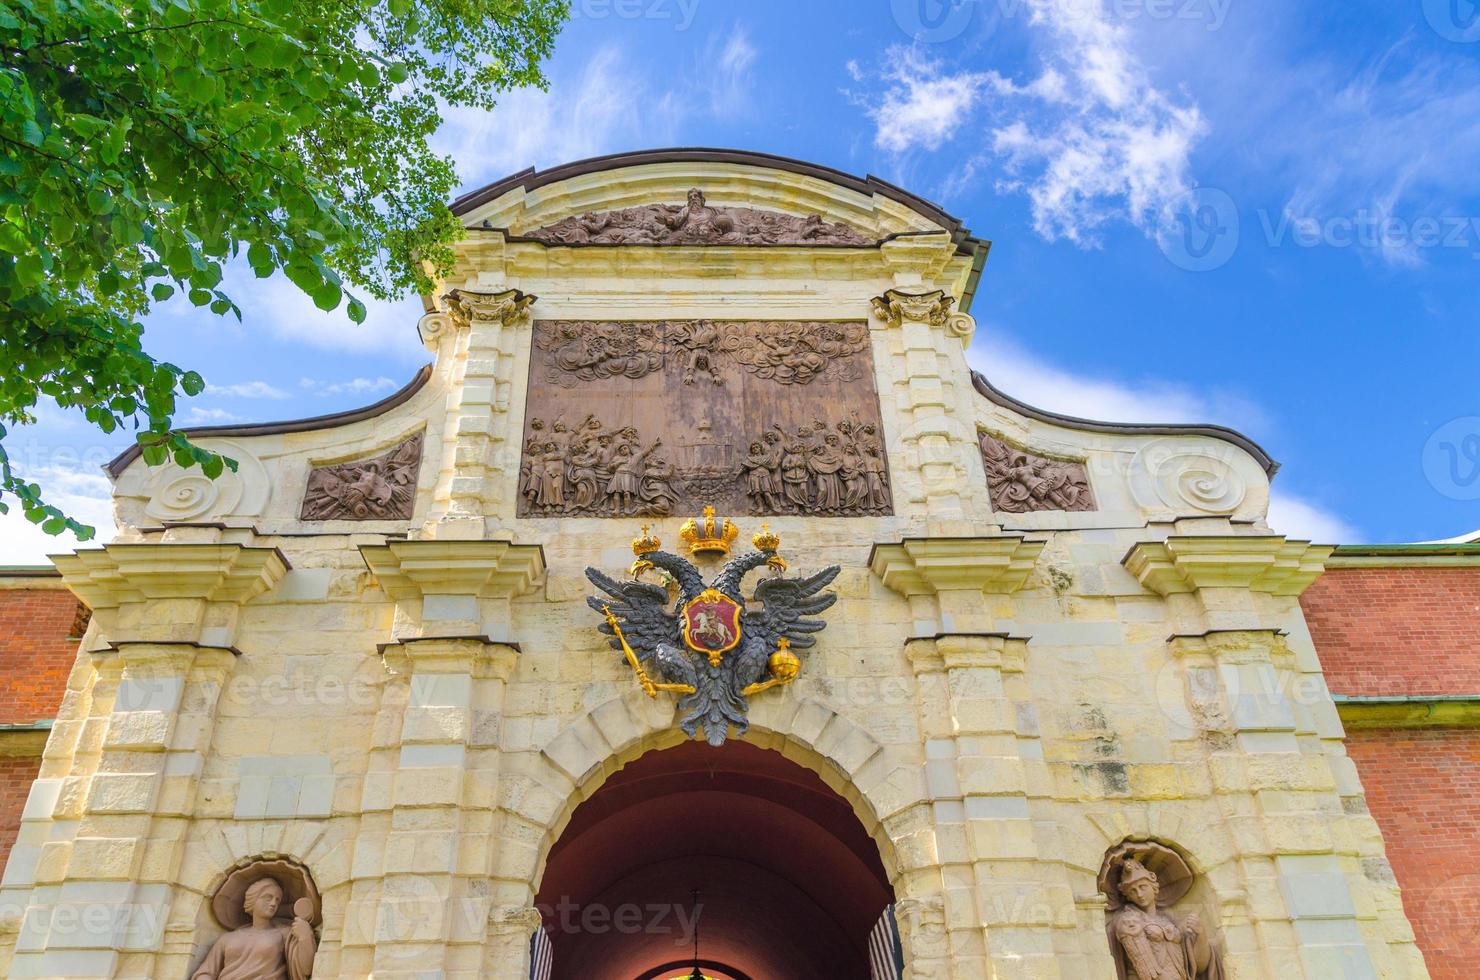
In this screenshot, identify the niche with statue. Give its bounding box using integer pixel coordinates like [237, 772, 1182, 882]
[1098, 840, 1225, 980]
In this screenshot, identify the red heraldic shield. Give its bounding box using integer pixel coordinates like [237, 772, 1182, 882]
[682, 589, 743, 662]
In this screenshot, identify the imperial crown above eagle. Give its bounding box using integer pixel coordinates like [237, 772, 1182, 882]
[586, 507, 840, 746]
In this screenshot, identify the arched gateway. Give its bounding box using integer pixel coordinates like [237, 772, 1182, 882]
[0, 150, 1429, 979]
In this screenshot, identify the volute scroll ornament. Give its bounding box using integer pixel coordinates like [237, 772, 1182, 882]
[192, 858, 320, 980]
[1099, 841, 1225, 980]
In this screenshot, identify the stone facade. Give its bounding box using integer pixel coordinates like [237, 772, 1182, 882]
[0, 151, 1437, 978]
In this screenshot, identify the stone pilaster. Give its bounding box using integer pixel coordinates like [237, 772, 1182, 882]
[870, 280, 982, 523]
[419, 288, 535, 536]
[4, 539, 286, 979]
[346, 539, 542, 979]
[874, 536, 1072, 979]
[1124, 536, 1386, 979]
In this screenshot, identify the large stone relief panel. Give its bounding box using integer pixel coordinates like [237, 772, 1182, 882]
[519, 320, 892, 518]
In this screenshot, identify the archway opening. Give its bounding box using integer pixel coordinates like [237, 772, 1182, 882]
[535, 739, 895, 979]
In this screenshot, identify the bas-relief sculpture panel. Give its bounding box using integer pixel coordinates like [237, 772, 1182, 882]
[521, 188, 873, 247]
[518, 320, 893, 519]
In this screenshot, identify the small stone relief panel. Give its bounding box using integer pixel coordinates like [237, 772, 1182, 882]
[521, 188, 873, 246]
[142, 439, 271, 523]
[519, 320, 892, 518]
[299, 431, 424, 521]
[1099, 841, 1225, 980]
[1128, 439, 1248, 516]
[978, 430, 1096, 514]
[193, 858, 320, 980]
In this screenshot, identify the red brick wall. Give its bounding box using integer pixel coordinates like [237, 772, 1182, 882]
[0, 586, 85, 725]
[1301, 567, 1480, 697]
[0, 755, 39, 874]
[1346, 729, 1480, 979]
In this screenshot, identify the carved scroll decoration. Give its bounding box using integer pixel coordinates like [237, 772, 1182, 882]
[300, 432, 424, 521]
[522, 188, 873, 246]
[978, 430, 1096, 514]
[532, 320, 870, 388]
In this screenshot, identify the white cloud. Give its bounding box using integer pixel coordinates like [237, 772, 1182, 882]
[435, 45, 687, 194]
[183, 407, 244, 424]
[707, 27, 757, 117]
[0, 465, 117, 565]
[967, 333, 1362, 540]
[1266, 494, 1360, 544]
[859, 0, 1205, 244]
[204, 380, 290, 399]
[306, 377, 400, 397]
[1265, 44, 1480, 268]
[973, 334, 1267, 432]
[866, 50, 995, 153]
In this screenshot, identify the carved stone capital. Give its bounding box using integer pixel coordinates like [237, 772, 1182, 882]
[359, 540, 545, 600]
[53, 542, 289, 610]
[442, 288, 536, 330]
[869, 287, 975, 345]
[870, 536, 1044, 597]
[1123, 536, 1332, 597]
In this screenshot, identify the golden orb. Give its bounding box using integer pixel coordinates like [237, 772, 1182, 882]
[768, 639, 801, 682]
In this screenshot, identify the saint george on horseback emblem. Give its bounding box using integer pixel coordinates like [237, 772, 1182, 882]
[682, 589, 743, 665]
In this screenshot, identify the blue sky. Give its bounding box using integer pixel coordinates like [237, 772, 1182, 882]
[5, 0, 1479, 562]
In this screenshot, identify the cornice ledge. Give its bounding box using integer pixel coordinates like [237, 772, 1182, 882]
[52, 543, 289, 609]
[870, 535, 1045, 597]
[1122, 536, 1332, 597]
[359, 539, 545, 600]
[1167, 629, 1289, 659]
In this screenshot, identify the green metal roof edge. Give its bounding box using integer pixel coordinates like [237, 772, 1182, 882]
[1332, 543, 1480, 556]
[0, 565, 60, 576]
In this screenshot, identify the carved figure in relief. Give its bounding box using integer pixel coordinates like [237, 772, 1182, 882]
[1101, 844, 1224, 980]
[742, 441, 782, 512]
[299, 432, 422, 521]
[978, 430, 1095, 514]
[640, 451, 681, 515]
[672, 320, 725, 385]
[192, 877, 316, 980]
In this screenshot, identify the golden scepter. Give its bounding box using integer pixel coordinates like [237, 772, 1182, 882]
[601, 604, 695, 697]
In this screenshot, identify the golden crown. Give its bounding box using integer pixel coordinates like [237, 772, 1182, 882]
[752, 523, 787, 571]
[631, 525, 661, 557]
[629, 525, 662, 578]
[679, 505, 739, 557]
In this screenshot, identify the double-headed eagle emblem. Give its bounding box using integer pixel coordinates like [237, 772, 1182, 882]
[586, 510, 839, 746]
